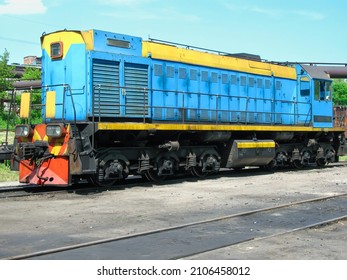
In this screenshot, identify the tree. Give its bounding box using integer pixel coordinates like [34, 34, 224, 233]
[0, 49, 14, 92]
[21, 67, 41, 81]
[21, 66, 42, 123]
[0, 50, 15, 128]
[332, 80, 347, 105]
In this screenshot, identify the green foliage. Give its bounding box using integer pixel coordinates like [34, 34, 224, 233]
[22, 67, 41, 80]
[332, 80, 347, 105]
[0, 162, 18, 182]
[0, 52, 42, 130]
[0, 49, 14, 92]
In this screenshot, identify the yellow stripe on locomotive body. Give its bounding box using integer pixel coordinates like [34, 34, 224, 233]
[237, 141, 276, 149]
[142, 41, 297, 80]
[98, 122, 345, 133]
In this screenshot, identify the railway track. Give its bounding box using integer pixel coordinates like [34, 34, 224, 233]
[6, 193, 347, 260]
[1, 162, 345, 199]
[0, 184, 78, 199]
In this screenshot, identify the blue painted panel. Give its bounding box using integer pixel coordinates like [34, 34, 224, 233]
[247, 75, 257, 123]
[229, 74, 239, 122]
[176, 66, 188, 120]
[263, 78, 272, 123]
[151, 62, 175, 120]
[186, 67, 199, 121]
[42, 44, 87, 121]
[255, 77, 265, 123]
[296, 78, 311, 125]
[144, 58, 322, 128]
[209, 71, 219, 121]
[92, 30, 142, 57]
[220, 71, 231, 122]
[199, 69, 212, 121]
[272, 78, 298, 125]
[238, 74, 248, 122]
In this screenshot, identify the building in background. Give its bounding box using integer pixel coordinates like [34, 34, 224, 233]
[23, 56, 41, 65]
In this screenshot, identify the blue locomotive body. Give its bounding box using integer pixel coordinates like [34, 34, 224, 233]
[41, 29, 333, 128]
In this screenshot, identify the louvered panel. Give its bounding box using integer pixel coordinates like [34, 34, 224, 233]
[92, 59, 120, 117]
[124, 63, 148, 117]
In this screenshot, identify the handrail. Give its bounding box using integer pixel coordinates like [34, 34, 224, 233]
[9, 83, 341, 129]
[92, 84, 315, 126]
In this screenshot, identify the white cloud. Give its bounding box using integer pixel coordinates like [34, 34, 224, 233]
[98, 0, 155, 7]
[102, 6, 200, 23]
[0, 0, 47, 15]
[292, 10, 326, 21]
[225, 3, 326, 21]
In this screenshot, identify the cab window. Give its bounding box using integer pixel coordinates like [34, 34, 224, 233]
[50, 42, 63, 59]
[314, 80, 331, 101]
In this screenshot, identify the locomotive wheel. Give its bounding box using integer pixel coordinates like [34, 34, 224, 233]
[264, 159, 277, 172]
[93, 158, 129, 188]
[291, 159, 303, 169]
[316, 158, 326, 167]
[192, 153, 220, 178]
[191, 166, 209, 178]
[145, 169, 167, 183]
[91, 175, 118, 188]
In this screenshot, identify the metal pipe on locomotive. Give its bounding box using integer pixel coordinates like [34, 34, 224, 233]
[6, 29, 347, 186]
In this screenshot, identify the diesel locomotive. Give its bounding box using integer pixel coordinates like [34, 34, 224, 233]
[11, 29, 346, 186]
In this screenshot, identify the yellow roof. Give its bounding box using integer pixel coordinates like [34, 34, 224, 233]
[142, 41, 297, 80]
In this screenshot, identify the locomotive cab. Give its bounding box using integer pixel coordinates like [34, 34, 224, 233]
[297, 64, 333, 128]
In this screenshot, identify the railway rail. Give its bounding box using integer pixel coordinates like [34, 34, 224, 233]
[1, 162, 345, 199]
[5, 193, 347, 260]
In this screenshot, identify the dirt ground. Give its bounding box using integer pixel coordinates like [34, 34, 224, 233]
[0, 163, 347, 259]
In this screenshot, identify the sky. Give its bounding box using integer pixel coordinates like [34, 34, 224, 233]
[0, 0, 346, 64]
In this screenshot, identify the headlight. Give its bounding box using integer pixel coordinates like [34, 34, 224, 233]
[46, 124, 66, 138]
[15, 125, 32, 138]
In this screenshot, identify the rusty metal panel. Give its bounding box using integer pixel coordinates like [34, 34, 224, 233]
[334, 106, 347, 137]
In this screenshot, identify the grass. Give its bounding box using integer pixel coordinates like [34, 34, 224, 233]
[0, 130, 18, 182]
[0, 130, 14, 145]
[339, 155, 347, 161]
[0, 163, 18, 182]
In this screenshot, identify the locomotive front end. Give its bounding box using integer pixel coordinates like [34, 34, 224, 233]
[12, 30, 91, 186]
[15, 123, 71, 185]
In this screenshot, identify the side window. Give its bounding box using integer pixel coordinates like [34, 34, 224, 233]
[300, 76, 310, 96]
[325, 81, 332, 102]
[314, 80, 330, 101]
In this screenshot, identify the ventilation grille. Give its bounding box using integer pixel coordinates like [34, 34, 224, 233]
[124, 63, 148, 117]
[92, 59, 120, 117]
